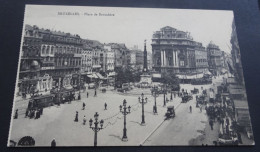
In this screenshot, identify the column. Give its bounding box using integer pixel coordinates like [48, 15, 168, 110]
[163, 50, 166, 66]
[172, 50, 175, 67]
[164, 50, 167, 66]
[161, 50, 164, 66]
[175, 51, 179, 67]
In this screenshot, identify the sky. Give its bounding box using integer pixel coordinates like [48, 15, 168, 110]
[24, 5, 234, 53]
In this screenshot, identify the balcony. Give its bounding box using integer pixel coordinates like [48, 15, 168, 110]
[74, 54, 82, 57]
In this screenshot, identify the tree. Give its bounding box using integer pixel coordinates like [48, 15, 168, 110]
[161, 71, 180, 91]
[115, 66, 141, 86]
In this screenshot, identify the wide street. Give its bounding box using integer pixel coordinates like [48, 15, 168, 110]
[143, 76, 225, 146]
[9, 76, 225, 146]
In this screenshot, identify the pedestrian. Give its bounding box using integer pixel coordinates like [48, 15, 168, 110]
[14, 109, 18, 119]
[87, 92, 89, 98]
[83, 115, 86, 125]
[209, 119, 214, 130]
[226, 117, 230, 126]
[78, 93, 81, 100]
[40, 107, 43, 115]
[51, 138, 56, 147]
[74, 111, 78, 122]
[189, 106, 192, 113]
[25, 108, 29, 118]
[82, 102, 86, 110]
[104, 102, 107, 110]
[94, 89, 97, 97]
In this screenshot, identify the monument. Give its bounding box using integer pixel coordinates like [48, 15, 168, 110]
[140, 40, 152, 87]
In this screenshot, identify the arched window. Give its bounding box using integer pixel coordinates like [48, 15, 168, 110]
[66, 47, 69, 53]
[55, 46, 58, 53]
[59, 46, 62, 53]
[51, 46, 54, 54]
[46, 46, 50, 54]
[42, 45, 46, 55]
[63, 46, 66, 54]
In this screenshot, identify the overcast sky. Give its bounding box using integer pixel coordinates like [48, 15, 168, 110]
[24, 5, 234, 53]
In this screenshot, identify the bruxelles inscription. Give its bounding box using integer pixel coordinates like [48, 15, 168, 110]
[58, 12, 115, 16]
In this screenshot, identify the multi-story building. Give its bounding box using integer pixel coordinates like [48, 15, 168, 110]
[136, 49, 144, 71]
[230, 19, 243, 84]
[207, 41, 223, 75]
[109, 43, 128, 71]
[129, 50, 136, 69]
[19, 25, 83, 93]
[152, 26, 208, 74]
[147, 52, 153, 71]
[194, 42, 208, 73]
[82, 39, 105, 73]
[81, 50, 87, 72]
[104, 45, 115, 73]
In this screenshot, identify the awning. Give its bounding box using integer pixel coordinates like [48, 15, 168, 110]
[96, 73, 103, 79]
[229, 88, 246, 95]
[227, 77, 236, 84]
[108, 72, 116, 77]
[204, 71, 212, 75]
[233, 100, 248, 109]
[152, 73, 161, 78]
[176, 73, 204, 79]
[93, 74, 99, 79]
[93, 65, 101, 68]
[221, 69, 228, 73]
[87, 74, 97, 79]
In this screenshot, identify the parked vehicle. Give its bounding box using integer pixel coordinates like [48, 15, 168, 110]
[122, 83, 132, 91]
[99, 83, 107, 93]
[181, 93, 193, 103]
[27, 94, 55, 110]
[165, 106, 175, 120]
[88, 83, 96, 89]
[191, 88, 199, 94]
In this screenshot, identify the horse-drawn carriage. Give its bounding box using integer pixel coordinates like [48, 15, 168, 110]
[181, 93, 193, 103]
[165, 106, 175, 120]
[191, 88, 199, 94]
[196, 95, 206, 105]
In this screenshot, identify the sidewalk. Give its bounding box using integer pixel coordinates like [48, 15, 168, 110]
[9, 88, 183, 146]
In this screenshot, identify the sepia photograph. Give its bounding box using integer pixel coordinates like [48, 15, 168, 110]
[7, 5, 254, 146]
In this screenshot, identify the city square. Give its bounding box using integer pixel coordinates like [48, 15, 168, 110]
[8, 5, 254, 147]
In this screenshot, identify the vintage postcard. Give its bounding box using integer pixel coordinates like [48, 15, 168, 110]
[8, 5, 254, 146]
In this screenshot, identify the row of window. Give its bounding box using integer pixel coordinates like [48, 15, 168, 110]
[196, 59, 207, 63]
[55, 58, 81, 67]
[41, 45, 82, 55]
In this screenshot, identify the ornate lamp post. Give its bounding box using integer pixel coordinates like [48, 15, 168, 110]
[163, 84, 167, 107]
[138, 93, 148, 125]
[152, 86, 159, 114]
[119, 99, 131, 141]
[89, 112, 104, 147]
[170, 91, 173, 100]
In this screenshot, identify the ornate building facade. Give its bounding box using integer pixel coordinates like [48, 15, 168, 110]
[207, 41, 223, 75]
[19, 25, 83, 93]
[152, 26, 208, 74]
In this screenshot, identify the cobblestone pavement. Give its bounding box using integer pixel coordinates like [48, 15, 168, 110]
[9, 76, 231, 146]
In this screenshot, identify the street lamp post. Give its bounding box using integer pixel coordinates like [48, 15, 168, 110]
[163, 84, 167, 107]
[170, 91, 173, 101]
[138, 93, 148, 125]
[119, 99, 131, 141]
[152, 86, 159, 114]
[89, 112, 104, 147]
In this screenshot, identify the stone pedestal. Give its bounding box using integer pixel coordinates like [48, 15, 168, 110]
[140, 74, 152, 87]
